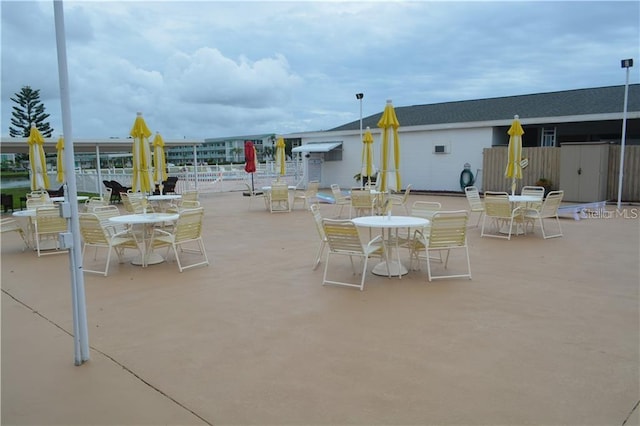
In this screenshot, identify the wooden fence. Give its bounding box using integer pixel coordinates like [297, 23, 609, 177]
[482, 145, 640, 201]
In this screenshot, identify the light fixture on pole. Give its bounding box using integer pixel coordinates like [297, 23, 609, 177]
[617, 58, 633, 209]
[356, 93, 364, 145]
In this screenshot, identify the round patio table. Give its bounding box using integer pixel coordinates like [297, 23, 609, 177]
[109, 213, 179, 267]
[352, 215, 429, 277]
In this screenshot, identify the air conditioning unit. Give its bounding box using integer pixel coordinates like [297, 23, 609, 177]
[434, 144, 448, 154]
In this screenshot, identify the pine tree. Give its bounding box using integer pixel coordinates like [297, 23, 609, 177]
[9, 86, 54, 137]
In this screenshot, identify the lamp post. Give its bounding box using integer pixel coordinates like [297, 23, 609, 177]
[356, 93, 364, 144]
[617, 58, 633, 209]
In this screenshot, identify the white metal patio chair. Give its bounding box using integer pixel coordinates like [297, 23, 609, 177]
[330, 184, 351, 218]
[242, 183, 265, 211]
[79, 212, 141, 276]
[523, 190, 564, 239]
[1, 218, 29, 250]
[293, 180, 319, 210]
[349, 188, 375, 218]
[480, 192, 525, 240]
[33, 206, 69, 257]
[309, 204, 327, 270]
[411, 210, 472, 281]
[321, 218, 386, 291]
[464, 186, 484, 227]
[151, 207, 209, 272]
[268, 181, 291, 213]
[388, 184, 412, 214]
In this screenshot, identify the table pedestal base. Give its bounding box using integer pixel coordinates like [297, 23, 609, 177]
[131, 252, 165, 266]
[372, 260, 408, 277]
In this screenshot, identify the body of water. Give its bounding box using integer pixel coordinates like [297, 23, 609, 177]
[1, 177, 30, 189]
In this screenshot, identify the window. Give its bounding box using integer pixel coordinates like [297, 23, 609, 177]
[541, 128, 556, 147]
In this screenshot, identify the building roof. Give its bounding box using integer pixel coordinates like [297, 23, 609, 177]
[331, 84, 640, 131]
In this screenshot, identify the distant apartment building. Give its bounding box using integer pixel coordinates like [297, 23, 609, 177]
[166, 133, 278, 165]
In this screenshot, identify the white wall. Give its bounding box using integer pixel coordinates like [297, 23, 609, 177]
[298, 126, 493, 192]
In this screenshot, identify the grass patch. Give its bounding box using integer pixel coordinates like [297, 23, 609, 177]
[0, 187, 98, 212]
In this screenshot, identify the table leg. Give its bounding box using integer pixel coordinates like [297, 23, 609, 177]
[371, 228, 409, 277]
[130, 223, 165, 267]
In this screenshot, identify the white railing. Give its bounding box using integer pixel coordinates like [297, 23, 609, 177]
[53, 161, 303, 195]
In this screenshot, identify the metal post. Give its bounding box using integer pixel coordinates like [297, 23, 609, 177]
[54, 0, 90, 365]
[617, 58, 633, 209]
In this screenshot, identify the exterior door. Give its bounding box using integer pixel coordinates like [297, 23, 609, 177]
[560, 144, 609, 202]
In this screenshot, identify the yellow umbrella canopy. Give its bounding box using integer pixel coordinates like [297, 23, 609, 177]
[377, 100, 401, 192]
[130, 112, 154, 193]
[275, 137, 286, 177]
[505, 115, 524, 195]
[56, 135, 65, 183]
[27, 125, 50, 191]
[152, 132, 167, 186]
[361, 126, 375, 181]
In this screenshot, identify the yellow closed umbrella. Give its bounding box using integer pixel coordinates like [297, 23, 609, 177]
[130, 112, 154, 193]
[27, 125, 50, 191]
[275, 137, 286, 178]
[152, 132, 167, 187]
[361, 126, 375, 184]
[56, 135, 65, 183]
[505, 115, 524, 195]
[377, 99, 401, 192]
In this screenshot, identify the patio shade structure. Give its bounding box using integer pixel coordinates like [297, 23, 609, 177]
[27, 125, 50, 191]
[361, 126, 375, 186]
[275, 137, 286, 178]
[377, 99, 402, 192]
[130, 112, 154, 193]
[244, 140, 257, 191]
[505, 115, 524, 195]
[152, 132, 167, 189]
[56, 135, 65, 183]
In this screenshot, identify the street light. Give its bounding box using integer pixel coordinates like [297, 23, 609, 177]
[617, 58, 633, 209]
[355, 93, 364, 144]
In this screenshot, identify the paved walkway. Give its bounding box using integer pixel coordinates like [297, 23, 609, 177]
[2, 192, 639, 425]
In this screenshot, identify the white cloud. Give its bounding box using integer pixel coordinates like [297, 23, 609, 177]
[1, 1, 638, 140]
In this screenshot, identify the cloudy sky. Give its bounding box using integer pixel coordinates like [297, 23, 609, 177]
[1, 1, 638, 140]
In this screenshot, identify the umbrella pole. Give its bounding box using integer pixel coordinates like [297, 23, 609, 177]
[251, 173, 255, 193]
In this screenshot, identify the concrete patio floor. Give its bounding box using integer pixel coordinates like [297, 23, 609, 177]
[2, 190, 639, 425]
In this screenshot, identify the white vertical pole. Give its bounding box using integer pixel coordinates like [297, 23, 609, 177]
[95, 145, 102, 196]
[54, 0, 90, 365]
[193, 144, 198, 191]
[617, 64, 631, 209]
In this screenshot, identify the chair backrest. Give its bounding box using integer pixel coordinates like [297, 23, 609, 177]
[26, 196, 53, 210]
[331, 184, 348, 203]
[174, 207, 204, 242]
[483, 192, 512, 218]
[521, 186, 545, 198]
[103, 187, 113, 202]
[464, 186, 484, 211]
[85, 197, 108, 211]
[410, 201, 441, 219]
[322, 218, 364, 254]
[305, 181, 320, 196]
[539, 190, 564, 217]
[270, 182, 289, 202]
[428, 210, 469, 249]
[121, 192, 144, 213]
[79, 213, 109, 245]
[310, 204, 326, 242]
[399, 184, 412, 203]
[35, 206, 67, 233]
[91, 205, 121, 225]
[350, 188, 373, 209]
